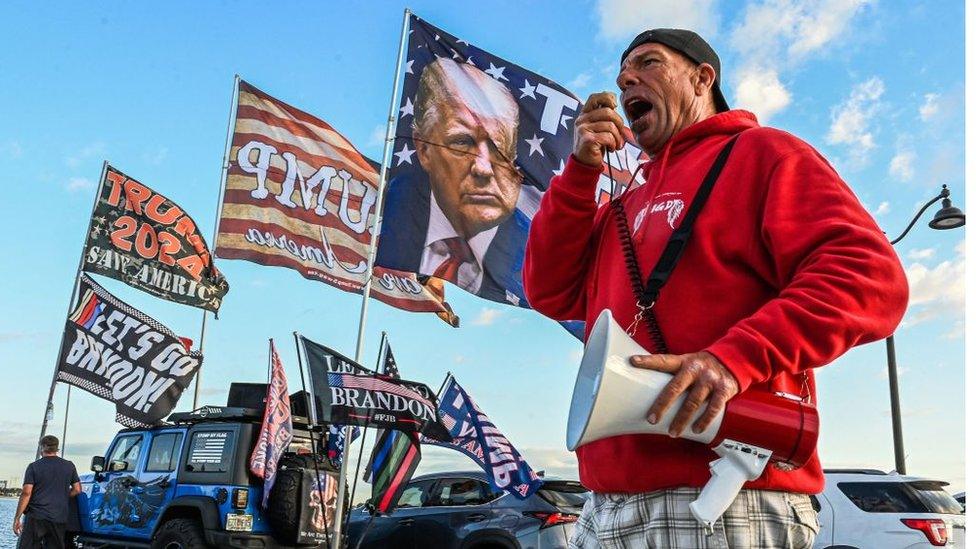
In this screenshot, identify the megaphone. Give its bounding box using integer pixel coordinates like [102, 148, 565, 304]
[567, 309, 818, 529]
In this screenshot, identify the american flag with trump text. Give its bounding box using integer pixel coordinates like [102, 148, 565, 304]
[421, 375, 541, 500]
[214, 79, 458, 325]
[248, 340, 293, 507]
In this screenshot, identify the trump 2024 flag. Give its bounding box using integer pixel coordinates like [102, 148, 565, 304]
[249, 340, 293, 507]
[375, 14, 646, 310]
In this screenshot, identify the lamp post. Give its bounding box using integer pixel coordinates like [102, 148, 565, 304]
[886, 184, 965, 475]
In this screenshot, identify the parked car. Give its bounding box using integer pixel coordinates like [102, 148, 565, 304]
[813, 469, 965, 548]
[953, 492, 964, 513]
[346, 470, 588, 548]
[68, 404, 340, 548]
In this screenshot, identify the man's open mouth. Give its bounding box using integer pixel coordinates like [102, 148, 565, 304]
[624, 97, 654, 131]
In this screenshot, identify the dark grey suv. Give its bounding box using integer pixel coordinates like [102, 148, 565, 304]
[346, 470, 588, 548]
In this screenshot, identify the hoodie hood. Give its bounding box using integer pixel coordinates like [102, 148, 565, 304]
[642, 109, 759, 182]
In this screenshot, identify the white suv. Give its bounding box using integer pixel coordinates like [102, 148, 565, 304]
[813, 469, 965, 548]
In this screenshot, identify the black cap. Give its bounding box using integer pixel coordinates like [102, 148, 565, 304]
[620, 28, 730, 112]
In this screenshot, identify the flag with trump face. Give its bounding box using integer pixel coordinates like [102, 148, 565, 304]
[375, 14, 647, 317]
[215, 79, 458, 325]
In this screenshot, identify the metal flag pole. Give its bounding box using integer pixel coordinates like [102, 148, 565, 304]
[334, 9, 412, 549]
[293, 331, 331, 548]
[345, 332, 388, 529]
[37, 160, 109, 459]
[192, 74, 241, 410]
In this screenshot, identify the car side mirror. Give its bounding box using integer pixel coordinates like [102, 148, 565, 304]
[90, 456, 105, 473]
[109, 460, 128, 472]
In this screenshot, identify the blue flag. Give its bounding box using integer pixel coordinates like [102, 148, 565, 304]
[423, 376, 542, 499]
[326, 424, 360, 468]
[375, 14, 645, 339]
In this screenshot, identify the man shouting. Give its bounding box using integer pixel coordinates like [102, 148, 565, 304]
[524, 29, 908, 548]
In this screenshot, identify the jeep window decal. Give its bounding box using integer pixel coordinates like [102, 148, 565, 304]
[186, 431, 232, 472]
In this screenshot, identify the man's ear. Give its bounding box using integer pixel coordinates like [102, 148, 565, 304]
[694, 63, 717, 98]
[414, 130, 431, 172]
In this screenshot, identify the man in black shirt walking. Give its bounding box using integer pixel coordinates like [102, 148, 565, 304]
[13, 435, 81, 548]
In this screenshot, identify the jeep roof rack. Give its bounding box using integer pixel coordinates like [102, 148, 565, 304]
[168, 406, 264, 424]
[168, 405, 316, 429]
[823, 468, 889, 475]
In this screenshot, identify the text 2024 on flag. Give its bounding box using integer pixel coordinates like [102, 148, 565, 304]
[301, 336, 449, 441]
[84, 165, 229, 312]
[375, 14, 647, 311]
[423, 375, 541, 499]
[249, 340, 293, 507]
[214, 80, 455, 321]
[57, 274, 202, 427]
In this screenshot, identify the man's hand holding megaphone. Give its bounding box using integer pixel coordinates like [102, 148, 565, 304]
[573, 92, 627, 168]
[631, 352, 739, 438]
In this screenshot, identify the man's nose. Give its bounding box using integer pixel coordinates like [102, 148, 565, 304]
[616, 66, 637, 90]
[471, 142, 495, 178]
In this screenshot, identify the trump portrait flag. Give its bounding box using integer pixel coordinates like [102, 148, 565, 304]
[374, 14, 647, 311]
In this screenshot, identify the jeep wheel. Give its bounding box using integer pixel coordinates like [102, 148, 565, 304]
[151, 518, 211, 549]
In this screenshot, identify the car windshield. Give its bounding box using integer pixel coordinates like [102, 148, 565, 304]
[537, 481, 589, 511]
[838, 481, 964, 515]
[910, 481, 964, 515]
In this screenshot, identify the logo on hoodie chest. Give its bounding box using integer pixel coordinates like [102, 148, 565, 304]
[634, 192, 685, 232]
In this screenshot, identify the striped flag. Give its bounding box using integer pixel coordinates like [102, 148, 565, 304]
[249, 341, 293, 507]
[215, 79, 457, 323]
[363, 342, 423, 513]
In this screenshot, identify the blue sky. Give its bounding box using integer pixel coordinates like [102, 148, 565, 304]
[0, 0, 965, 495]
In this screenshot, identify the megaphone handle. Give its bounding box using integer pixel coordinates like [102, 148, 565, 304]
[688, 440, 772, 532]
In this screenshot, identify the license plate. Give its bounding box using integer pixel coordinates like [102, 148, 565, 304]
[226, 513, 253, 532]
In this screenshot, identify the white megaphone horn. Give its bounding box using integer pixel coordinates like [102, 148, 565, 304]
[567, 309, 819, 530]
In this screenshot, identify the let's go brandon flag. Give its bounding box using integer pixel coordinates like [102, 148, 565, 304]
[215, 80, 456, 320]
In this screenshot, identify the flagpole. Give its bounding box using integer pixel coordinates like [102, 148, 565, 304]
[334, 9, 411, 549]
[192, 74, 240, 410]
[37, 160, 109, 459]
[293, 331, 331, 548]
[345, 332, 388, 529]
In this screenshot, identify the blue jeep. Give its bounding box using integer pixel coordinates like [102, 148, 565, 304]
[69, 406, 338, 548]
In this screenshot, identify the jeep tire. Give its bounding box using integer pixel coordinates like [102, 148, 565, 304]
[268, 453, 346, 545]
[151, 518, 211, 549]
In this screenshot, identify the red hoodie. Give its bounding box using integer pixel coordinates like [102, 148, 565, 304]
[523, 110, 908, 495]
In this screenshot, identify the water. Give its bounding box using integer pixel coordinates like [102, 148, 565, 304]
[1, 498, 16, 548]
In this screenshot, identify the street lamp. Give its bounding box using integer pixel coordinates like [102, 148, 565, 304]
[886, 184, 964, 475]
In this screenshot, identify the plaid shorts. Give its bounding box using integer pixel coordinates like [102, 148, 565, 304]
[570, 488, 820, 549]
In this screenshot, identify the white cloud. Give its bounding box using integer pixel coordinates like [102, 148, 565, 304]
[142, 146, 169, 166]
[730, 0, 874, 66]
[569, 72, 592, 91]
[827, 77, 885, 166]
[65, 141, 106, 168]
[2, 140, 23, 159]
[906, 248, 935, 261]
[735, 67, 791, 123]
[471, 308, 502, 326]
[596, 0, 719, 41]
[65, 177, 95, 192]
[902, 242, 964, 329]
[368, 124, 386, 148]
[919, 93, 940, 121]
[888, 150, 916, 182]
[729, 0, 873, 121]
[942, 320, 963, 340]
[873, 201, 890, 216]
